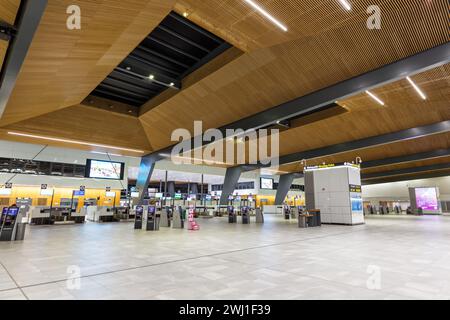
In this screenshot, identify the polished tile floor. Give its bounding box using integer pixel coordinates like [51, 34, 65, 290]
[1, 214, 450, 300]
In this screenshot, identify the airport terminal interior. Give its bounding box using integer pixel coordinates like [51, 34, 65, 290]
[0, 0, 449, 300]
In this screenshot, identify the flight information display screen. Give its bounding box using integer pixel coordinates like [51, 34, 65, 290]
[85, 159, 124, 180]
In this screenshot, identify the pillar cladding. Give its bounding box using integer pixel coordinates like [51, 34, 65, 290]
[167, 181, 176, 197]
[304, 165, 364, 225]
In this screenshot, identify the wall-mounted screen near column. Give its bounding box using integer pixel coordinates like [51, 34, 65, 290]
[260, 178, 274, 190]
[85, 159, 124, 180]
[415, 187, 439, 211]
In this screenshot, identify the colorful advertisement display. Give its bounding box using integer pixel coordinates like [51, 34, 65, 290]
[415, 188, 439, 211]
[86, 159, 124, 180]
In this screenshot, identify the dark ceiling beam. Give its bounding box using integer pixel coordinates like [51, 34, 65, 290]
[116, 67, 181, 90]
[137, 45, 190, 69]
[144, 42, 450, 159]
[278, 121, 450, 167]
[362, 163, 450, 180]
[127, 54, 180, 77]
[362, 170, 450, 186]
[0, 0, 48, 118]
[168, 12, 222, 44]
[147, 36, 201, 61]
[157, 25, 210, 53]
[361, 148, 450, 169]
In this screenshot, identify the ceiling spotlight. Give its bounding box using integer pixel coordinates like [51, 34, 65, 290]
[338, 0, 352, 11]
[149, 74, 154, 80]
[183, 12, 189, 17]
[244, 0, 288, 32]
[126, 66, 131, 71]
[365, 90, 385, 106]
[169, 82, 174, 86]
[406, 76, 427, 100]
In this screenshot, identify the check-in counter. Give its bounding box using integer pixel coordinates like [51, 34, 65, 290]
[69, 207, 87, 223]
[28, 206, 52, 225]
[262, 205, 283, 215]
[86, 206, 115, 222]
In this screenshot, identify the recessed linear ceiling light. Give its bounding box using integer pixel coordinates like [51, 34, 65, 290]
[7, 132, 145, 154]
[244, 0, 288, 32]
[406, 76, 427, 100]
[338, 0, 352, 11]
[365, 90, 385, 106]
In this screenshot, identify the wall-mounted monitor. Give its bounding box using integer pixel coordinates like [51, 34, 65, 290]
[131, 192, 140, 198]
[260, 177, 274, 190]
[85, 159, 124, 180]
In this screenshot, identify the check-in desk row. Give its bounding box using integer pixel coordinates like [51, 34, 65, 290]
[28, 206, 86, 224]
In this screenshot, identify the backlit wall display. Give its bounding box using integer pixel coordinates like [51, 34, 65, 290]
[40, 189, 54, 196]
[260, 178, 274, 190]
[85, 159, 124, 180]
[415, 187, 439, 211]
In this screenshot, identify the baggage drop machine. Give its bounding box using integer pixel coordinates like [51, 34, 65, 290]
[228, 206, 237, 223]
[134, 205, 144, 229]
[146, 206, 160, 231]
[159, 207, 170, 227]
[172, 206, 184, 229]
[241, 206, 250, 224]
[255, 207, 264, 223]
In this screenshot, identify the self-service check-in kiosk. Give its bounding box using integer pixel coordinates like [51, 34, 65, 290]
[146, 206, 159, 231]
[241, 206, 250, 224]
[255, 207, 264, 223]
[228, 206, 237, 223]
[134, 205, 144, 229]
[172, 206, 184, 229]
[0, 206, 26, 241]
[283, 205, 291, 220]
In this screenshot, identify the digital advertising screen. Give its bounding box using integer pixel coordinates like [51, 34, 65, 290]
[131, 192, 140, 198]
[415, 187, 439, 211]
[351, 196, 363, 212]
[174, 193, 182, 200]
[85, 159, 124, 180]
[260, 178, 274, 190]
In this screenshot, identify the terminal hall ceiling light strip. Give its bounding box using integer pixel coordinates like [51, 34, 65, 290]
[365, 90, 385, 106]
[406, 76, 427, 100]
[7, 132, 145, 154]
[338, 0, 352, 11]
[244, 0, 288, 32]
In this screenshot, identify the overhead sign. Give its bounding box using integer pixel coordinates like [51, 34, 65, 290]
[5, 182, 12, 189]
[41, 184, 48, 190]
[80, 186, 85, 191]
[106, 187, 111, 192]
[349, 185, 362, 193]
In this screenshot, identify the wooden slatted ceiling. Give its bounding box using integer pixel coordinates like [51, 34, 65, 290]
[160, 63, 450, 168]
[0, 0, 20, 25]
[362, 157, 450, 176]
[0, 104, 152, 155]
[0, 0, 21, 73]
[139, 0, 449, 151]
[276, 131, 450, 174]
[0, 0, 175, 127]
